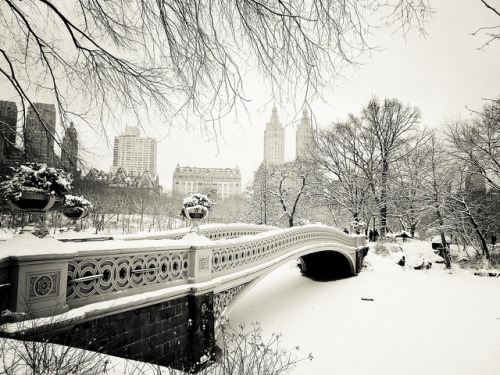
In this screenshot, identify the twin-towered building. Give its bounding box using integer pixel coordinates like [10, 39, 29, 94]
[172, 106, 314, 199]
[263, 105, 315, 165]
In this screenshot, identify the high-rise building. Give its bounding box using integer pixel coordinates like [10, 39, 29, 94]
[172, 165, 241, 199]
[25, 103, 56, 165]
[61, 122, 79, 174]
[111, 126, 157, 176]
[0, 100, 18, 162]
[263, 105, 285, 165]
[296, 108, 314, 160]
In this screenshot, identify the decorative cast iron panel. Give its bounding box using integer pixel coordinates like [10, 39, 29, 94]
[213, 283, 249, 318]
[211, 226, 356, 274]
[28, 271, 60, 299]
[67, 251, 190, 302]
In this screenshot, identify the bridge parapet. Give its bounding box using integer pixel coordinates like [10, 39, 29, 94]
[206, 226, 364, 277]
[1, 225, 365, 323]
[59, 223, 279, 242]
[1, 224, 367, 372]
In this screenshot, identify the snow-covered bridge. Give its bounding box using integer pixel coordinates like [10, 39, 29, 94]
[0, 224, 367, 371]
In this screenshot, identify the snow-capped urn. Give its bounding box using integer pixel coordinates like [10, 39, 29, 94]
[350, 219, 366, 235]
[63, 195, 93, 219]
[1, 163, 72, 200]
[64, 195, 93, 210]
[181, 193, 215, 232]
[182, 193, 214, 217]
[1, 163, 72, 212]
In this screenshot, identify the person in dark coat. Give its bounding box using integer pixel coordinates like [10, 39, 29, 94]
[401, 232, 409, 242]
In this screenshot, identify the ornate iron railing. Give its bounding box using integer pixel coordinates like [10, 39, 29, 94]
[1, 224, 365, 321]
[210, 226, 360, 275]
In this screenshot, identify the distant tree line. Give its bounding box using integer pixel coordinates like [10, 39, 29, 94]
[248, 96, 500, 268]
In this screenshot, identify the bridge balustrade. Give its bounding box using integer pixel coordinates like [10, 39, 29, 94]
[210, 226, 361, 276]
[114, 223, 278, 241]
[1, 224, 365, 321]
[66, 245, 192, 308]
[0, 224, 367, 372]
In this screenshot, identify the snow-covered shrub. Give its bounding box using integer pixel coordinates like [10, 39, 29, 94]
[214, 319, 313, 374]
[0, 163, 72, 200]
[401, 251, 444, 269]
[372, 240, 402, 257]
[464, 252, 499, 270]
[296, 219, 312, 226]
[64, 195, 93, 211]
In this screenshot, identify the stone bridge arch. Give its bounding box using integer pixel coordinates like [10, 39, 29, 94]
[212, 243, 363, 320]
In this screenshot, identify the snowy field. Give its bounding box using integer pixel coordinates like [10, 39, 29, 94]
[227, 240, 500, 375]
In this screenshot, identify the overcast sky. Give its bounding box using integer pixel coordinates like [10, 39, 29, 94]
[1, 0, 499, 192]
[150, 0, 500, 191]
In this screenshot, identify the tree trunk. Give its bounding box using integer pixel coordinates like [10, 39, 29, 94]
[468, 210, 490, 259]
[379, 161, 389, 236]
[458, 198, 490, 260]
[436, 208, 451, 269]
[439, 230, 452, 269]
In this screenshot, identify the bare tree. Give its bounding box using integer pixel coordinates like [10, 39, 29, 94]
[362, 96, 426, 235]
[392, 143, 430, 237]
[252, 161, 318, 227]
[313, 118, 377, 228]
[418, 133, 457, 268]
[447, 99, 500, 191]
[474, 1, 500, 47]
[0, 0, 432, 165]
[314, 97, 426, 236]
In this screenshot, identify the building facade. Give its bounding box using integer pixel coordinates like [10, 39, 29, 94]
[252, 106, 320, 226]
[61, 122, 79, 175]
[172, 165, 241, 199]
[25, 103, 56, 165]
[296, 108, 314, 160]
[0, 100, 18, 163]
[111, 126, 157, 177]
[263, 105, 285, 165]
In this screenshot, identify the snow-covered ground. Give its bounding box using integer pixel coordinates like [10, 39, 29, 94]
[2, 238, 499, 374]
[226, 239, 500, 375]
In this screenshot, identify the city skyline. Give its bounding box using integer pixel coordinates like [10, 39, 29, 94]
[0, 1, 498, 192]
[91, 0, 500, 191]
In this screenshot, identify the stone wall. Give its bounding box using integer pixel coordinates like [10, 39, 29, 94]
[46, 293, 214, 372]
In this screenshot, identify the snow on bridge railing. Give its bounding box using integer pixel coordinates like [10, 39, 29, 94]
[58, 223, 278, 242]
[0, 224, 364, 322]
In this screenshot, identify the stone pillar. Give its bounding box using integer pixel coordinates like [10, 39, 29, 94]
[9, 255, 69, 321]
[6, 233, 70, 321]
[188, 245, 213, 283]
